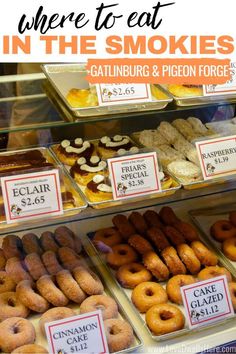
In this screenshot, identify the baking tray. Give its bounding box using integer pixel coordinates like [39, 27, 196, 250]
[85, 220, 236, 342]
[0, 223, 143, 354]
[189, 203, 236, 277]
[42, 63, 173, 118]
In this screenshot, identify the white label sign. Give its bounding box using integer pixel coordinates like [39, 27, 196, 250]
[203, 62, 236, 95]
[107, 152, 161, 200]
[96, 83, 152, 106]
[1, 169, 63, 223]
[181, 276, 234, 329]
[45, 310, 109, 354]
[195, 135, 236, 180]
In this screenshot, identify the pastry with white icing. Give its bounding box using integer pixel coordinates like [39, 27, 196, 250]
[56, 138, 95, 166]
[70, 155, 108, 185]
[85, 174, 113, 202]
[97, 135, 136, 159]
[167, 161, 202, 184]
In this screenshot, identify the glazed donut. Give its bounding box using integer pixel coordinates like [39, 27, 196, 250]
[80, 295, 118, 320]
[131, 281, 168, 313]
[36, 275, 69, 306]
[163, 226, 185, 246]
[16, 280, 49, 313]
[42, 251, 63, 275]
[112, 214, 135, 239]
[106, 244, 138, 269]
[54, 226, 75, 249]
[191, 241, 218, 266]
[210, 220, 236, 242]
[166, 275, 196, 304]
[2, 235, 23, 259]
[56, 269, 86, 304]
[161, 247, 187, 275]
[73, 266, 104, 295]
[22, 233, 43, 255]
[24, 253, 48, 280]
[40, 307, 76, 336]
[128, 234, 153, 255]
[94, 227, 122, 247]
[128, 211, 148, 234]
[0, 248, 6, 270]
[58, 247, 82, 271]
[159, 206, 179, 226]
[12, 344, 48, 354]
[116, 263, 152, 288]
[222, 237, 236, 261]
[177, 244, 201, 274]
[198, 266, 232, 282]
[228, 282, 236, 311]
[146, 227, 170, 251]
[145, 303, 185, 335]
[0, 271, 15, 293]
[143, 210, 163, 228]
[229, 211, 236, 227]
[40, 231, 59, 252]
[0, 317, 35, 353]
[173, 221, 199, 242]
[143, 251, 169, 281]
[0, 292, 30, 321]
[104, 318, 134, 353]
[6, 257, 32, 284]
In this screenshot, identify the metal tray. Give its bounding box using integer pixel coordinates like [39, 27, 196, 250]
[189, 203, 236, 277]
[42, 64, 173, 118]
[0, 223, 143, 354]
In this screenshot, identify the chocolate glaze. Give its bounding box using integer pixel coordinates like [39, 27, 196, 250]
[61, 191, 75, 206]
[70, 158, 105, 177]
[0, 150, 46, 167]
[58, 141, 94, 159]
[183, 85, 202, 88]
[98, 137, 133, 152]
[87, 180, 99, 193]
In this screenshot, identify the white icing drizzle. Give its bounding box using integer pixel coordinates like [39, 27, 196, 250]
[130, 146, 139, 153]
[61, 140, 70, 148]
[75, 138, 83, 145]
[93, 175, 104, 183]
[65, 141, 90, 154]
[90, 156, 100, 164]
[117, 149, 126, 156]
[81, 161, 107, 172]
[113, 135, 123, 142]
[97, 184, 112, 193]
[159, 172, 165, 181]
[77, 157, 86, 165]
[100, 135, 130, 148]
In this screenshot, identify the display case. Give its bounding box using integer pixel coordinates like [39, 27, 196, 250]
[0, 71, 236, 353]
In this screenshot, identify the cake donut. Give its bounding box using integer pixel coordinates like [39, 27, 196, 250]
[173, 220, 199, 242]
[229, 211, 236, 227]
[36, 275, 69, 306]
[228, 282, 236, 311]
[161, 247, 187, 275]
[198, 266, 232, 282]
[159, 206, 179, 226]
[80, 295, 118, 320]
[128, 234, 153, 255]
[143, 210, 163, 228]
[116, 263, 152, 289]
[73, 266, 104, 295]
[191, 241, 218, 266]
[40, 307, 76, 336]
[146, 227, 170, 251]
[56, 269, 86, 304]
[58, 247, 82, 270]
[0, 271, 16, 293]
[128, 211, 148, 234]
[16, 280, 49, 313]
[54, 226, 75, 249]
[12, 344, 48, 354]
[104, 318, 134, 353]
[22, 233, 43, 255]
[222, 237, 236, 261]
[177, 244, 201, 274]
[42, 251, 63, 275]
[106, 244, 138, 269]
[166, 275, 196, 304]
[0, 317, 36, 353]
[56, 138, 95, 166]
[94, 227, 122, 247]
[6, 257, 32, 284]
[143, 251, 169, 281]
[24, 253, 48, 280]
[145, 303, 185, 335]
[131, 281, 168, 313]
[0, 248, 6, 270]
[210, 220, 236, 242]
[163, 226, 185, 246]
[112, 214, 135, 239]
[2, 235, 23, 259]
[0, 292, 30, 321]
[40, 231, 59, 252]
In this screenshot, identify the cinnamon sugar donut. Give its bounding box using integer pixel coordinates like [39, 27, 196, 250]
[6, 257, 32, 284]
[0, 292, 30, 321]
[159, 206, 179, 226]
[177, 244, 201, 274]
[73, 266, 104, 295]
[16, 280, 49, 313]
[94, 227, 122, 247]
[143, 251, 169, 281]
[116, 263, 152, 288]
[229, 211, 236, 227]
[198, 266, 232, 282]
[161, 247, 187, 275]
[131, 281, 168, 313]
[58, 247, 82, 271]
[143, 210, 163, 228]
[228, 282, 236, 311]
[210, 220, 236, 242]
[0, 317, 35, 353]
[2, 235, 23, 259]
[191, 241, 218, 266]
[0, 271, 15, 293]
[222, 237, 236, 261]
[22, 233, 43, 255]
[0, 248, 6, 270]
[12, 344, 48, 353]
[128, 234, 153, 255]
[42, 251, 63, 275]
[40, 231, 59, 252]
[40, 307, 76, 336]
[24, 253, 48, 280]
[80, 295, 118, 320]
[146, 227, 170, 251]
[54, 226, 75, 249]
[106, 244, 138, 269]
[163, 226, 185, 246]
[112, 214, 135, 239]
[56, 269, 86, 304]
[36, 275, 69, 306]
[166, 275, 196, 304]
[104, 318, 134, 353]
[174, 221, 199, 242]
[128, 211, 148, 234]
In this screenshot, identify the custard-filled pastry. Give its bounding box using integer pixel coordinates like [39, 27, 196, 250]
[70, 156, 107, 185]
[66, 86, 98, 108]
[167, 84, 203, 97]
[97, 135, 138, 159]
[85, 175, 113, 202]
[55, 138, 95, 166]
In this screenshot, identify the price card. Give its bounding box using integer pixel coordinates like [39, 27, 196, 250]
[96, 83, 152, 106]
[195, 135, 236, 180]
[181, 276, 234, 329]
[107, 152, 161, 200]
[45, 310, 109, 354]
[203, 62, 236, 95]
[1, 169, 63, 223]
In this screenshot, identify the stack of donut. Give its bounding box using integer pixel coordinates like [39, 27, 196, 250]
[0, 225, 134, 353]
[93, 207, 236, 336]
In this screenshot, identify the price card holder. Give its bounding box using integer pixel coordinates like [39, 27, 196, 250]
[181, 276, 234, 329]
[107, 152, 161, 201]
[96, 83, 152, 106]
[195, 135, 236, 180]
[45, 310, 109, 354]
[1, 169, 63, 224]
